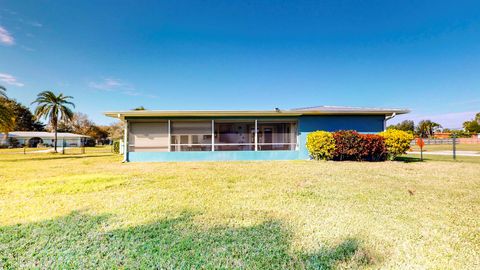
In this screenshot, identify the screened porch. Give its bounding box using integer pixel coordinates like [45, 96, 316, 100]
[127, 119, 298, 153]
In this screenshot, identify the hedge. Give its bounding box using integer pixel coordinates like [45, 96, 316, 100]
[306, 130, 389, 161]
[306, 131, 336, 160]
[332, 130, 363, 161]
[379, 129, 414, 160]
[113, 140, 121, 154]
[358, 134, 387, 161]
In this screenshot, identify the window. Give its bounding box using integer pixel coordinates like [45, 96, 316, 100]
[257, 121, 297, 150]
[214, 121, 255, 151]
[170, 121, 212, 151]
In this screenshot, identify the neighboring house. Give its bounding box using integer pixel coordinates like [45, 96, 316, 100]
[105, 106, 409, 162]
[0, 131, 89, 147]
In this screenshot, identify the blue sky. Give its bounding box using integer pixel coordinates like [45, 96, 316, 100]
[1, 1, 479, 127]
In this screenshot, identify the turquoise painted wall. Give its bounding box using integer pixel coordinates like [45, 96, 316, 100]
[126, 115, 385, 162]
[129, 150, 301, 162]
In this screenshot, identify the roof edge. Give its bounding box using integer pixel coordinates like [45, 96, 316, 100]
[104, 108, 410, 119]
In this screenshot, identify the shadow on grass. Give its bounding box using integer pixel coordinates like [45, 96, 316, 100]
[395, 156, 424, 163]
[0, 211, 378, 269]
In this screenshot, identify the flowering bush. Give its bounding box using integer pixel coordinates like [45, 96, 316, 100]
[306, 130, 388, 161]
[379, 129, 414, 160]
[358, 134, 387, 161]
[332, 130, 362, 161]
[306, 131, 336, 160]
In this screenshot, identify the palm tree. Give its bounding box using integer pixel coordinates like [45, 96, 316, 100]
[32, 91, 75, 152]
[0, 86, 15, 141]
[416, 120, 442, 138]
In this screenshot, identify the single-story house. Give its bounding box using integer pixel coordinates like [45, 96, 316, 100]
[105, 106, 409, 162]
[0, 131, 89, 147]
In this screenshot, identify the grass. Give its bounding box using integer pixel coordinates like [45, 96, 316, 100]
[1, 151, 479, 269]
[0, 145, 112, 154]
[400, 153, 480, 164]
[409, 143, 480, 153]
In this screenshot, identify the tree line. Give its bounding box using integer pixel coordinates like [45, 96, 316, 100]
[388, 113, 480, 138]
[1, 86, 124, 151]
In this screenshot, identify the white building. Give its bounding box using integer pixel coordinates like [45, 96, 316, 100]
[0, 131, 89, 147]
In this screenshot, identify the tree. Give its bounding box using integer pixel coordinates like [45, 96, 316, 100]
[100, 121, 124, 141]
[0, 86, 15, 139]
[463, 112, 480, 133]
[0, 98, 45, 131]
[56, 113, 110, 144]
[32, 91, 75, 152]
[133, 106, 146, 111]
[387, 120, 414, 133]
[463, 120, 480, 133]
[415, 120, 442, 138]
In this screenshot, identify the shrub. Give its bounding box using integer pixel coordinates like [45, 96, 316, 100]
[379, 129, 414, 160]
[7, 137, 20, 148]
[306, 131, 336, 160]
[358, 134, 387, 161]
[113, 140, 120, 154]
[333, 130, 362, 161]
[84, 138, 97, 147]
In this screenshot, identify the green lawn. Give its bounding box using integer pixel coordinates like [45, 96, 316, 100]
[410, 143, 480, 153]
[1, 151, 479, 269]
[400, 153, 480, 164]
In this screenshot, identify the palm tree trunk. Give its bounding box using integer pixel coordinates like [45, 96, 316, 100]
[54, 123, 58, 152]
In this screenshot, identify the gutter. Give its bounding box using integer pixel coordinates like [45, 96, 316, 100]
[385, 112, 397, 121]
[384, 113, 397, 131]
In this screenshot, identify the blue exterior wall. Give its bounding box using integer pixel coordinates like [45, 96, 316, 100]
[126, 115, 385, 162]
[297, 115, 385, 159]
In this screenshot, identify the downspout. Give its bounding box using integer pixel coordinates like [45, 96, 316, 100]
[384, 113, 397, 131]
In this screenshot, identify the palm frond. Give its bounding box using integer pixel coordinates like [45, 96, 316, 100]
[0, 85, 7, 99]
[31, 90, 75, 130]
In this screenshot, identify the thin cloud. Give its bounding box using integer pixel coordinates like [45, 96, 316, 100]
[88, 77, 157, 98]
[0, 26, 14, 45]
[30, 21, 42, 28]
[20, 45, 35, 51]
[1, 8, 17, 15]
[0, 73, 24, 87]
[88, 78, 125, 91]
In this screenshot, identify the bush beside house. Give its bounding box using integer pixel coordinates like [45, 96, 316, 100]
[307, 129, 409, 161]
[332, 130, 363, 161]
[306, 131, 336, 160]
[379, 129, 414, 160]
[358, 134, 387, 161]
[113, 140, 121, 154]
